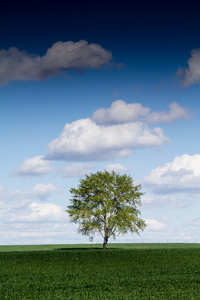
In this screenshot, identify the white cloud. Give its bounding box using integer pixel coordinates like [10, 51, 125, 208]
[26, 184, 61, 200]
[62, 163, 94, 177]
[46, 118, 169, 161]
[91, 100, 150, 124]
[104, 163, 130, 173]
[0, 185, 76, 245]
[0, 184, 21, 201]
[0, 221, 82, 245]
[91, 100, 192, 125]
[145, 218, 167, 231]
[145, 102, 193, 124]
[0, 184, 60, 202]
[142, 154, 200, 194]
[177, 49, 200, 86]
[142, 194, 188, 208]
[27, 202, 65, 222]
[14, 155, 52, 177]
[0, 197, 73, 245]
[0, 40, 112, 85]
[0, 198, 66, 223]
[16, 101, 191, 164]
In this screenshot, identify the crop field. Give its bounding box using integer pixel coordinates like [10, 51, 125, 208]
[1, 243, 200, 299]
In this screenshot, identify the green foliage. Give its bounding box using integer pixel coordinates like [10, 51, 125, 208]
[1, 247, 200, 299]
[66, 171, 146, 247]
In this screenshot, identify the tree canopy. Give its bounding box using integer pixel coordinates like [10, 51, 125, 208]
[66, 170, 146, 249]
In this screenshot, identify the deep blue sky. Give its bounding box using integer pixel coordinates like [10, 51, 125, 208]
[1, 1, 200, 57]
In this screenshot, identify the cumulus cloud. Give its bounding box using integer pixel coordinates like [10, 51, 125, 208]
[46, 118, 169, 161]
[142, 154, 200, 194]
[0, 195, 82, 245]
[104, 163, 130, 173]
[62, 163, 94, 177]
[46, 100, 192, 162]
[25, 184, 61, 200]
[91, 100, 192, 125]
[14, 100, 191, 169]
[0, 185, 75, 244]
[91, 100, 150, 124]
[0, 198, 66, 223]
[142, 194, 188, 208]
[0, 40, 112, 85]
[25, 202, 65, 222]
[14, 155, 53, 177]
[145, 102, 193, 124]
[0, 184, 21, 201]
[177, 49, 200, 86]
[0, 184, 60, 202]
[145, 219, 167, 231]
[13, 101, 191, 165]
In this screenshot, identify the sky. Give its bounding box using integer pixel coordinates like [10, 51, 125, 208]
[1, 0, 200, 245]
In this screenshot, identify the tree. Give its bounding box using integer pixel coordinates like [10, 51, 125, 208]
[66, 170, 146, 249]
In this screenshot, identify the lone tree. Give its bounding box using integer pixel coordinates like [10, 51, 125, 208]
[66, 170, 146, 249]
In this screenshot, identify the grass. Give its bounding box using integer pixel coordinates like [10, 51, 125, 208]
[0, 244, 200, 299]
[1, 242, 200, 252]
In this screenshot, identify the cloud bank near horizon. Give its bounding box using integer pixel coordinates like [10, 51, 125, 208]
[0, 184, 170, 245]
[0, 40, 112, 86]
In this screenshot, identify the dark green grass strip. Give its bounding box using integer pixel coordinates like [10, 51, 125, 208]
[1, 248, 200, 299]
[1, 243, 200, 252]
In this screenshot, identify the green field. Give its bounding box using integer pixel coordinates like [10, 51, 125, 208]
[1, 243, 200, 299]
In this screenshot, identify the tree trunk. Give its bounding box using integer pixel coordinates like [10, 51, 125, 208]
[103, 236, 108, 249]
